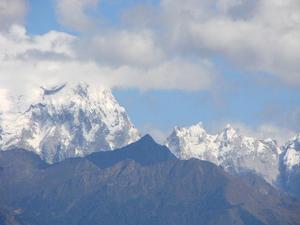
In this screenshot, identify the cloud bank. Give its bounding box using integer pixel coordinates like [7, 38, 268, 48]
[0, 0, 299, 140]
[1, 0, 300, 95]
[55, 0, 99, 32]
[0, 0, 27, 30]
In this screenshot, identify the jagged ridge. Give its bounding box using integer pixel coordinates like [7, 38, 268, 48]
[166, 123, 281, 185]
[166, 122, 300, 198]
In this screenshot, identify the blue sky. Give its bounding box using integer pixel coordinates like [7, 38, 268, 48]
[1, 0, 300, 142]
[113, 63, 300, 139]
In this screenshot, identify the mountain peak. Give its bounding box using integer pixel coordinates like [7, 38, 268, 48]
[192, 122, 206, 133]
[285, 134, 300, 150]
[139, 134, 155, 144]
[0, 83, 140, 163]
[166, 121, 280, 185]
[281, 133, 300, 197]
[282, 134, 300, 170]
[219, 124, 238, 140]
[225, 123, 234, 129]
[173, 122, 207, 138]
[87, 135, 175, 168]
[293, 133, 300, 142]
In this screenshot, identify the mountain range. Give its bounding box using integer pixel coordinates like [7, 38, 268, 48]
[165, 123, 300, 198]
[0, 136, 300, 225]
[0, 83, 299, 199]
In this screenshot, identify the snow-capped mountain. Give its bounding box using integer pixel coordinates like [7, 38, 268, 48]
[0, 83, 140, 163]
[1, 83, 299, 196]
[282, 134, 300, 171]
[166, 123, 280, 184]
[280, 134, 300, 197]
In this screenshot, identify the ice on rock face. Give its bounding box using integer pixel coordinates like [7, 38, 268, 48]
[0, 83, 140, 163]
[166, 123, 281, 185]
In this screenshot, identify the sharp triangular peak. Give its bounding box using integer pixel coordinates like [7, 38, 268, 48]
[138, 134, 156, 144]
[219, 124, 239, 140]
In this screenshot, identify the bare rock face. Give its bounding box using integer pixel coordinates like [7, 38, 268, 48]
[0, 83, 140, 163]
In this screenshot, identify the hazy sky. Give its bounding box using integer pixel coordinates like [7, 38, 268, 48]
[0, 0, 300, 143]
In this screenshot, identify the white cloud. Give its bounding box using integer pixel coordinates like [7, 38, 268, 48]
[0, 24, 217, 111]
[0, 0, 27, 30]
[227, 122, 296, 145]
[156, 0, 300, 85]
[141, 125, 169, 144]
[0, 25, 75, 60]
[55, 0, 99, 31]
[77, 30, 165, 66]
[108, 58, 216, 90]
[50, 0, 300, 91]
[0, 89, 12, 113]
[0, 57, 216, 95]
[0, 0, 298, 143]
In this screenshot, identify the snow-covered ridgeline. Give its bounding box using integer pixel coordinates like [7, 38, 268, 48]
[166, 122, 300, 186]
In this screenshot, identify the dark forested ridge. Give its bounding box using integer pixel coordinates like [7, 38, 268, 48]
[0, 135, 300, 225]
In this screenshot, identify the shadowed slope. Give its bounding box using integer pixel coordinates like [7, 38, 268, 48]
[87, 134, 176, 168]
[0, 136, 299, 225]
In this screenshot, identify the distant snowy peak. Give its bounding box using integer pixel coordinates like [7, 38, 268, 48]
[279, 134, 300, 198]
[0, 83, 140, 163]
[167, 122, 215, 160]
[166, 122, 280, 184]
[282, 134, 300, 170]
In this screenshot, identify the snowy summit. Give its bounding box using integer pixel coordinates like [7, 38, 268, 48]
[0, 83, 140, 163]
